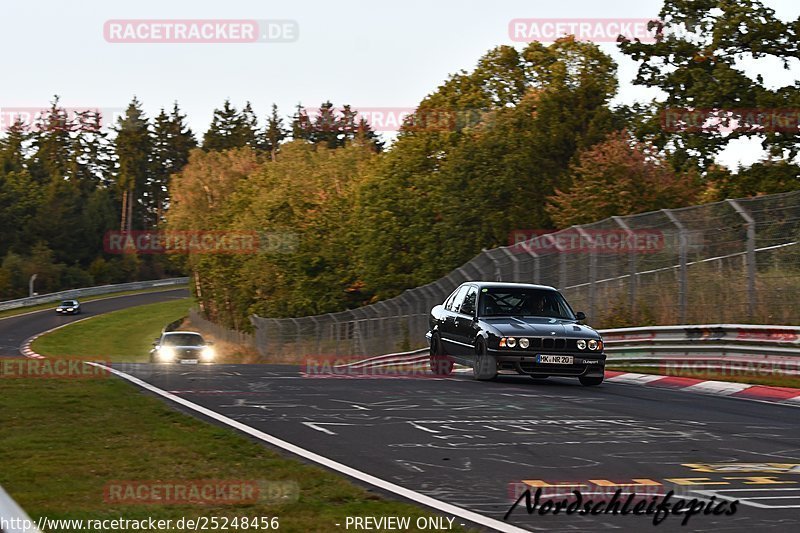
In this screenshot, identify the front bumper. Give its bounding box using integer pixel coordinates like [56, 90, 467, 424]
[56, 309, 78, 314]
[490, 349, 605, 378]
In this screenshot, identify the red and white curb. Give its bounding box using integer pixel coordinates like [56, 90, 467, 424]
[605, 370, 800, 406]
[20, 316, 99, 359]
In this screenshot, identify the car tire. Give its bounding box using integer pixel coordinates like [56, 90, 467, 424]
[579, 376, 603, 386]
[429, 334, 453, 376]
[473, 339, 497, 381]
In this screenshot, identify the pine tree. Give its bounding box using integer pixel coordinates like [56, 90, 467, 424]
[311, 101, 341, 148]
[0, 119, 28, 174]
[149, 103, 197, 228]
[73, 109, 115, 190]
[290, 104, 313, 142]
[29, 97, 75, 184]
[203, 100, 258, 151]
[262, 104, 287, 160]
[114, 97, 153, 232]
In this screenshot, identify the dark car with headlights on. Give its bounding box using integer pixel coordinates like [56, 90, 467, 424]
[150, 331, 215, 364]
[55, 300, 81, 315]
[426, 282, 605, 385]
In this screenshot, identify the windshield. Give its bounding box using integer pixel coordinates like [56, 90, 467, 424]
[479, 288, 575, 320]
[162, 333, 205, 346]
[60, 301, 77, 306]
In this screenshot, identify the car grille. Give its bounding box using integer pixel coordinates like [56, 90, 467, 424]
[519, 337, 576, 351]
[174, 348, 202, 359]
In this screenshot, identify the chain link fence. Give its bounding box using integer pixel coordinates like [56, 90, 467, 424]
[193, 191, 800, 360]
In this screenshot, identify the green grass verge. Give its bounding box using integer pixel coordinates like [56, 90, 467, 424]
[9, 298, 470, 532]
[31, 298, 193, 362]
[0, 378, 463, 532]
[0, 285, 188, 320]
[608, 364, 800, 389]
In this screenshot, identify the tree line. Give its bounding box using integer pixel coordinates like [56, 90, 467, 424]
[1, 0, 797, 317]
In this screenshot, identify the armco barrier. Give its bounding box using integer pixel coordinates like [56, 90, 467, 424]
[603, 324, 800, 359]
[0, 277, 189, 312]
[331, 324, 800, 375]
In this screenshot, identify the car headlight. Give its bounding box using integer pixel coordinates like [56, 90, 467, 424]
[519, 338, 530, 349]
[66, 308, 74, 311]
[577, 339, 587, 350]
[158, 346, 176, 361]
[506, 337, 516, 348]
[588, 339, 598, 351]
[200, 346, 215, 361]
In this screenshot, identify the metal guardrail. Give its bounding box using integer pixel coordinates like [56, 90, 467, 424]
[0, 277, 190, 312]
[0, 484, 40, 533]
[602, 324, 800, 360]
[335, 324, 800, 375]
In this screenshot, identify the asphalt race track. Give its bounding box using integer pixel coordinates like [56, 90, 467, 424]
[7, 291, 800, 531]
[116, 364, 800, 532]
[0, 288, 189, 357]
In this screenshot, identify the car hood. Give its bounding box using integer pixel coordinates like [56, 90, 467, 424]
[480, 317, 600, 339]
[163, 345, 204, 350]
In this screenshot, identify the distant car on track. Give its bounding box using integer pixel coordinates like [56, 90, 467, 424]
[55, 300, 81, 315]
[150, 331, 215, 364]
[426, 282, 605, 385]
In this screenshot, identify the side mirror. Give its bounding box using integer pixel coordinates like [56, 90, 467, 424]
[575, 311, 586, 321]
[153, 338, 161, 345]
[207, 341, 215, 346]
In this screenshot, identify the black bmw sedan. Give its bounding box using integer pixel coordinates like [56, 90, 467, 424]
[426, 282, 605, 385]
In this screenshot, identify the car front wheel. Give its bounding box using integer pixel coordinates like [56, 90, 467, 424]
[579, 376, 603, 386]
[472, 339, 497, 381]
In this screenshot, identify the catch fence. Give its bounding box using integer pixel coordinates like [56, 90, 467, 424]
[197, 192, 800, 359]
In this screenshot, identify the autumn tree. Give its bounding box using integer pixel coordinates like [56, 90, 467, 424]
[545, 130, 699, 227]
[618, 0, 800, 169]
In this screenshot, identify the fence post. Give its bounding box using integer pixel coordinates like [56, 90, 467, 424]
[613, 215, 638, 319]
[326, 313, 340, 355]
[727, 199, 757, 319]
[500, 247, 520, 282]
[574, 226, 596, 320]
[663, 209, 688, 323]
[543, 233, 567, 289]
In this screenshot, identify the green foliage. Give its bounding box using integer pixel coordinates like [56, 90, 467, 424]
[618, 0, 800, 168]
[357, 39, 620, 298]
[546, 130, 700, 226]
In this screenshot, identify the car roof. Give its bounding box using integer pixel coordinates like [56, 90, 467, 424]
[459, 281, 557, 291]
[163, 331, 203, 335]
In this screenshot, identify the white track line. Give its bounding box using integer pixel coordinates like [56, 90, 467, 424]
[88, 363, 529, 533]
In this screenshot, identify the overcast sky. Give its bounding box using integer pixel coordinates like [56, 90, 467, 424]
[2, 0, 798, 169]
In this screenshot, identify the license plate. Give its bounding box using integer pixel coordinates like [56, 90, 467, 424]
[537, 354, 573, 364]
[180, 359, 198, 365]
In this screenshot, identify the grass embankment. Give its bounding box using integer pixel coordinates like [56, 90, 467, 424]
[0, 285, 188, 320]
[31, 298, 193, 362]
[3, 298, 466, 532]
